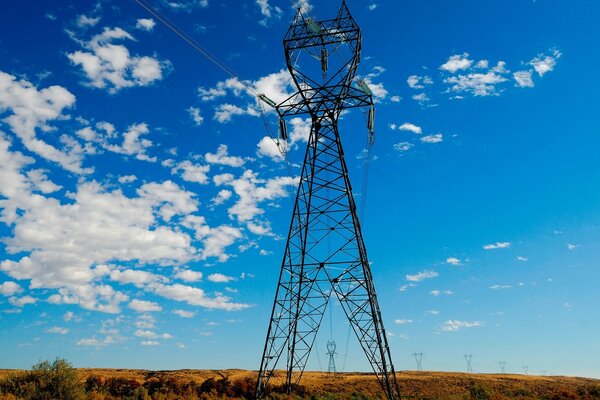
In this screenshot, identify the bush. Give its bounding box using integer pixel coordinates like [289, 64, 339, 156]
[0, 358, 84, 400]
[469, 384, 492, 400]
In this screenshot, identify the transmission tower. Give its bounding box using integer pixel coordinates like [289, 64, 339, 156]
[326, 340, 338, 374]
[464, 354, 473, 373]
[255, 3, 400, 400]
[522, 366, 529, 375]
[498, 361, 506, 374]
[412, 352, 424, 371]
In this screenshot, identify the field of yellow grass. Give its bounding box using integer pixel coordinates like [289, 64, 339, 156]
[2, 368, 598, 399]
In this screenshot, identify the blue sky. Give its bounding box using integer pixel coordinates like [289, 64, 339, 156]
[0, 0, 599, 378]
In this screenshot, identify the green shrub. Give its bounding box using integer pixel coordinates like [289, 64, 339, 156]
[0, 358, 84, 400]
[469, 384, 492, 400]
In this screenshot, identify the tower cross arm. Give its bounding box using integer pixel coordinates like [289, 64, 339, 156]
[276, 87, 374, 118]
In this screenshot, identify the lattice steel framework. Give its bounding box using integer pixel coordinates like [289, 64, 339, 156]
[256, 3, 400, 400]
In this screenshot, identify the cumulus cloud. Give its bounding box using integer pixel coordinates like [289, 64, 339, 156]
[483, 242, 511, 250]
[0, 281, 22, 296]
[398, 123, 422, 135]
[207, 273, 235, 283]
[439, 320, 483, 332]
[0, 71, 91, 174]
[406, 270, 438, 282]
[187, 106, 204, 126]
[67, 27, 168, 93]
[136, 18, 156, 31]
[173, 309, 195, 318]
[420, 134, 443, 144]
[444, 61, 509, 97]
[530, 49, 561, 77]
[128, 299, 163, 312]
[446, 257, 461, 266]
[407, 75, 433, 89]
[174, 269, 203, 282]
[440, 53, 473, 73]
[213, 169, 296, 233]
[205, 144, 244, 167]
[513, 71, 534, 88]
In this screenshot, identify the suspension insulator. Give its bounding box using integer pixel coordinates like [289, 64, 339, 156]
[321, 47, 328, 78]
[367, 105, 375, 133]
[279, 118, 288, 141]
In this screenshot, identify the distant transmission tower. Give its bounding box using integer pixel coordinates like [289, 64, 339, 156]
[540, 370, 547, 376]
[412, 352, 424, 371]
[464, 354, 473, 373]
[498, 361, 506, 374]
[522, 366, 529, 375]
[255, 3, 400, 400]
[327, 340, 337, 374]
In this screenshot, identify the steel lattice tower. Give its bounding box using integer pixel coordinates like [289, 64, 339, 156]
[326, 340, 337, 374]
[256, 2, 400, 400]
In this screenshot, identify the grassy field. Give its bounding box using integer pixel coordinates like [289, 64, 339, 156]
[1, 368, 599, 400]
[0, 369, 600, 400]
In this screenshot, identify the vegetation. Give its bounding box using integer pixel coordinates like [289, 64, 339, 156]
[1, 361, 599, 400]
[0, 358, 84, 400]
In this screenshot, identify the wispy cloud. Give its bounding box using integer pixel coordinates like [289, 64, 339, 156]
[483, 242, 511, 250]
[406, 270, 438, 282]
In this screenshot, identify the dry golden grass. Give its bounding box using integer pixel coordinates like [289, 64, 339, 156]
[1, 368, 598, 399]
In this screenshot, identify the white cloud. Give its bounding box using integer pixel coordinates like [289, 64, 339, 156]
[67, 27, 168, 93]
[45, 326, 69, 334]
[207, 273, 235, 283]
[174, 269, 203, 282]
[9, 295, 37, 307]
[0, 71, 89, 174]
[567, 243, 578, 251]
[393, 142, 413, 152]
[187, 106, 204, 126]
[167, 159, 211, 185]
[407, 75, 433, 89]
[440, 53, 473, 73]
[77, 336, 116, 347]
[213, 169, 296, 231]
[399, 123, 422, 135]
[211, 189, 232, 207]
[257, 136, 284, 161]
[140, 340, 160, 346]
[483, 242, 511, 250]
[444, 67, 508, 97]
[420, 134, 443, 144]
[173, 309, 195, 318]
[430, 290, 454, 296]
[128, 299, 162, 313]
[412, 93, 430, 104]
[439, 320, 483, 332]
[394, 319, 413, 325]
[0, 281, 22, 296]
[489, 285, 512, 290]
[517, 256, 528, 261]
[135, 329, 172, 339]
[205, 144, 244, 167]
[151, 283, 249, 311]
[446, 257, 461, 266]
[76, 15, 101, 28]
[256, 0, 283, 26]
[63, 311, 76, 322]
[530, 50, 561, 77]
[118, 175, 137, 184]
[406, 270, 438, 282]
[165, 0, 209, 12]
[514, 71, 534, 88]
[136, 18, 156, 31]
